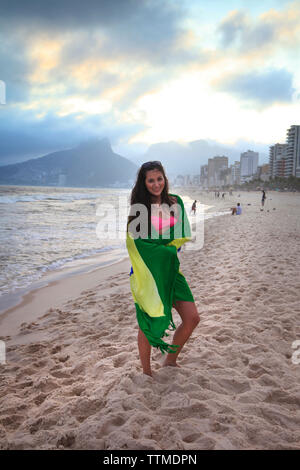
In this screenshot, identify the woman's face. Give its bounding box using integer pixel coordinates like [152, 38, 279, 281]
[145, 169, 165, 199]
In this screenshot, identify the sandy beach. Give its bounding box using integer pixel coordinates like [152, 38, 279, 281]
[0, 190, 300, 450]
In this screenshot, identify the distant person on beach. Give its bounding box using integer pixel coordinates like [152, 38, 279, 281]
[191, 200, 197, 215]
[231, 202, 242, 215]
[126, 161, 200, 377]
[261, 190, 266, 207]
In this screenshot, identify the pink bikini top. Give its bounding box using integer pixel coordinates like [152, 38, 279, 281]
[151, 215, 178, 233]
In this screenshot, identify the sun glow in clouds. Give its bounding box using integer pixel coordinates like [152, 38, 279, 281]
[129, 66, 300, 147]
[29, 39, 63, 84]
[56, 97, 112, 117]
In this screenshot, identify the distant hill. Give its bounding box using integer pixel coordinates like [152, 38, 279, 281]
[128, 139, 269, 176]
[0, 138, 138, 187]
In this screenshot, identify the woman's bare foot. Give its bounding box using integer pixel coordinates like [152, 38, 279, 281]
[162, 360, 180, 368]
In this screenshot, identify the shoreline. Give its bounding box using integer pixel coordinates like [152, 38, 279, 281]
[0, 190, 196, 339]
[0, 247, 128, 315]
[0, 257, 131, 340]
[0, 190, 205, 333]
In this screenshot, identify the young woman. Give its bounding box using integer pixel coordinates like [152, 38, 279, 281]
[126, 161, 200, 377]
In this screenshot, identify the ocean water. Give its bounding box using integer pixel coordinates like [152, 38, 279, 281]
[0, 185, 132, 312]
[0, 185, 221, 313]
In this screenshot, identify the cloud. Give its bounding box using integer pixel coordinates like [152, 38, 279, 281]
[0, 0, 201, 110]
[215, 68, 296, 105]
[0, 0, 188, 62]
[0, 31, 35, 104]
[217, 1, 300, 56]
[217, 9, 278, 51]
[0, 105, 145, 165]
[0, 0, 161, 27]
[0, 0, 204, 162]
[217, 10, 248, 47]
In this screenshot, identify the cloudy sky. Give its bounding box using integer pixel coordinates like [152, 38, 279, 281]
[1, 0, 300, 165]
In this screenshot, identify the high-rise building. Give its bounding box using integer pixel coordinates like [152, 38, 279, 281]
[269, 143, 287, 178]
[200, 164, 208, 188]
[219, 168, 231, 186]
[269, 126, 300, 178]
[286, 125, 300, 178]
[192, 175, 200, 186]
[207, 158, 215, 187]
[231, 161, 240, 184]
[184, 175, 192, 186]
[257, 164, 270, 182]
[174, 175, 184, 186]
[240, 150, 259, 182]
[208, 156, 228, 187]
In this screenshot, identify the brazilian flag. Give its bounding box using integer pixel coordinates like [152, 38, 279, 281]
[126, 194, 192, 353]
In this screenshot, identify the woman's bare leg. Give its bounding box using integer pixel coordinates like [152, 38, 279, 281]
[163, 301, 200, 367]
[138, 328, 152, 376]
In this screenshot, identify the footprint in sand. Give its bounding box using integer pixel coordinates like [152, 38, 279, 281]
[50, 369, 72, 379]
[34, 393, 48, 406]
[32, 360, 49, 368]
[113, 353, 129, 368]
[50, 345, 62, 355]
[213, 377, 251, 394]
[56, 432, 76, 448]
[33, 376, 59, 393]
[67, 385, 85, 397]
[181, 432, 203, 444]
[98, 415, 127, 437]
[0, 414, 25, 432]
[57, 355, 70, 363]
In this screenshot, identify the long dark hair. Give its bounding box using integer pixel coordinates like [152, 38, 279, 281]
[127, 161, 176, 234]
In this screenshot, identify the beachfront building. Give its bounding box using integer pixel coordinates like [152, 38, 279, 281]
[269, 143, 288, 178]
[240, 150, 259, 183]
[184, 175, 193, 186]
[200, 164, 208, 189]
[174, 175, 184, 186]
[231, 161, 240, 185]
[286, 125, 300, 178]
[257, 164, 270, 182]
[192, 175, 200, 186]
[208, 158, 215, 187]
[269, 125, 300, 178]
[219, 168, 231, 186]
[208, 156, 228, 188]
[174, 174, 194, 186]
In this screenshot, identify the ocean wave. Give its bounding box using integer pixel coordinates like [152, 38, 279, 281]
[0, 192, 120, 204]
[0, 244, 126, 298]
[35, 245, 124, 273]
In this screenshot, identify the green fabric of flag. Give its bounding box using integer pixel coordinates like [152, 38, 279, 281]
[126, 194, 193, 354]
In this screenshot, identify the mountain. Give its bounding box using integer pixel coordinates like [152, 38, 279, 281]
[0, 138, 138, 187]
[128, 139, 269, 176]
